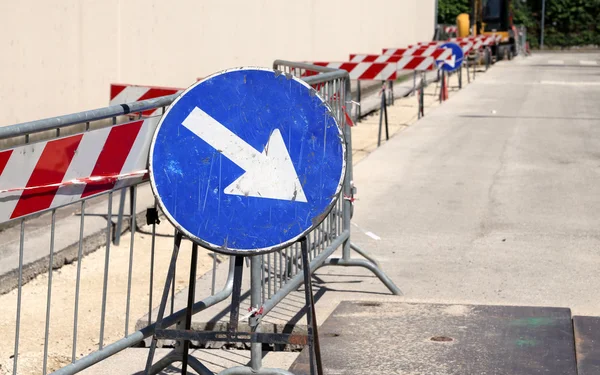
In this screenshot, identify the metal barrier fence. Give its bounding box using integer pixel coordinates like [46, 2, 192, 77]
[0, 62, 399, 375]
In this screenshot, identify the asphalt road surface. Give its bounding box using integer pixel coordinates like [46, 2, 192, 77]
[345, 52, 600, 315]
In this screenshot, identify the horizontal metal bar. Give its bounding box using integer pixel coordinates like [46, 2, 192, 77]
[155, 330, 309, 346]
[303, 71, 348, 87]
[0, 94, 178, 140]
[273, 60, 338, 73]
[219, 366, 294, 375]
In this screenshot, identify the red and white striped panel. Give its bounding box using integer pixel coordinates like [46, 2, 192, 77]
[383, 42, 442, 56]
[312, 62, 397, 81]
[396, 56, 438, 71]
[349, 54, 401, 63]
[0, 117, 160, 222]
[386, 47, 453, 60]
[110, 84, 184, 117]
[445, 26, 458, 34]
[459, 41, 475, 54]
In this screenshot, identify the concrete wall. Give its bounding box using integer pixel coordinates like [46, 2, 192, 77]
[0, 0, 435, 126]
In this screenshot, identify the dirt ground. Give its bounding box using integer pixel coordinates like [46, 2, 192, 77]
[0, 67, 467, 375]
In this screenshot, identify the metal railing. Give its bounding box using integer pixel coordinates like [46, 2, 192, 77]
[0, 61, 399, 375]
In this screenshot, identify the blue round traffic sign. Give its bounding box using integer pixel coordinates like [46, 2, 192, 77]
[438, 42, 464, 72]
[149, 68, 346, 255]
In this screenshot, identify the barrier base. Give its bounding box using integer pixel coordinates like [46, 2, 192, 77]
[143, 235, 323, 375]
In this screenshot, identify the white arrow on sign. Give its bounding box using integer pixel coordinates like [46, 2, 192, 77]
[182, 107, 308, 203]
[437, 54, 456, 68]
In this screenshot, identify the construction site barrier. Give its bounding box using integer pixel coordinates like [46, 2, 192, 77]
[0, 61, 400, 375]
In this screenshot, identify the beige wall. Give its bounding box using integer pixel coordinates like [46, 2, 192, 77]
[0, 0, 435, 126]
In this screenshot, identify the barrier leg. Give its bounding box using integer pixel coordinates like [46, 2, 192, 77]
[250, 255, 263, 372]
[389, 80, 394, 105]
[412, 71, 417, 96]
[321, 257, 402, 295]
[439, 70, 444, 103]
[350, 242, 382, 269]
[459, 64, 463, 89]
[356, 81, 361, 122]
[144, 232, 183, 374]
[377, 83, 389, 147]
[301, 238, 324, 375]
[466, 60, 471, 84]
[181, 243, 199, 375]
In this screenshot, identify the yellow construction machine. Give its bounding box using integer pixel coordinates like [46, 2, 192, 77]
[457, 0, 518, 61]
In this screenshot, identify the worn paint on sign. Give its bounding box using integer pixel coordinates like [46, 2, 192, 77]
[149, 67, 346, 255]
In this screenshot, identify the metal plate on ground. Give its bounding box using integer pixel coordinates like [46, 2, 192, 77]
[573, 315, 600, 375]
[290, 302, 577, 375]
[149, 67, 345, 255]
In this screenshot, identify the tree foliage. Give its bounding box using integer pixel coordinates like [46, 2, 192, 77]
[437, 0, 600, 48]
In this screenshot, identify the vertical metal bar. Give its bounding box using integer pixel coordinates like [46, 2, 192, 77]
[72, 201, 85, 362]
[12, 220, 25, 375]
[229, 256, 245, 334]
[42, 210, 57, 375]
[413, 71, 417, 96]
[148, 201, 157, 326]
[171, 228, 177, 315]
[250, 255, 262, 372]
[301, 238, 321, 375]
[294, 243, 299, 276]
[99, 192, 113, 349]
[279, 250, 283, 289]
[540, 0, 546, 49]
[274, 250, 278, 293]
[384, 94, 389, 140]
[356, 81, 361, 121]
[261, 254, 266, 304]
[377, 86, 384, 147]
[313, 229, 318, 258]
[181, 243, 199, 375]
[440, 70, 444, 103]
[125, 185, 137, 336]
[211, 255, 217, 296]
[267, 253, 271, 298]
[342, 77, 353, 262]
[114, 188, 127, 246]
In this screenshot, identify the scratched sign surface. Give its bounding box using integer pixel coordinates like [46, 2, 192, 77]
[149, 67, 346, 255]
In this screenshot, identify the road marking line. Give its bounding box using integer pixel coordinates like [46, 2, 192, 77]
[539, 80, 600, 86]
[580, 60, 598, 66]
[548, 60, 564, 65]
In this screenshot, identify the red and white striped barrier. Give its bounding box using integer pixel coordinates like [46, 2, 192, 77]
[383, 42, 442, 56]
[0, 117, 160, 221]
[445, 26, 458, 34]
[349, 54, 401, 63]
[384, 47, 452, 59]
[458, 41, 475, 54]
[395, 56, 440, 71]
[310, 62, 398, 80]
[110, 84, 183, 117]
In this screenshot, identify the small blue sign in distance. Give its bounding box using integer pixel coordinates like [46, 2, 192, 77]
[149, 67, 346, 255]
[438, 42, 464, 72]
